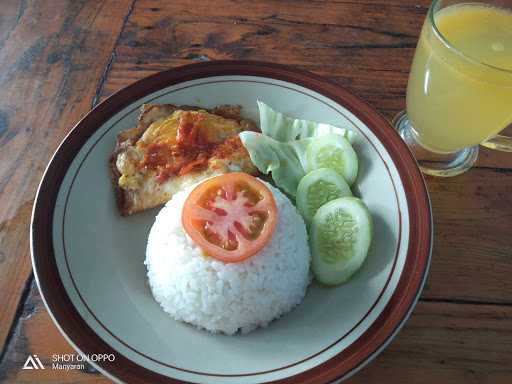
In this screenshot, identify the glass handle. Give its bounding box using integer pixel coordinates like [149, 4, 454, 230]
[481, 134, 512, 152]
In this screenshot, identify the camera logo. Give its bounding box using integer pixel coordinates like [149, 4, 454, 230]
[22, 355, 45, 370]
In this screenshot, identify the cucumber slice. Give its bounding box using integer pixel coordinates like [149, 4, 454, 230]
[311, 197, 372, 285]
[306, 134, 358, 185]
[296, 168, 352, 223]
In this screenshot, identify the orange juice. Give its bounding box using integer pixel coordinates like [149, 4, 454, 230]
[406, 4, 512, 153]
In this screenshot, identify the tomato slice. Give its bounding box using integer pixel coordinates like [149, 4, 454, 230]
[182, 173, 278, 263]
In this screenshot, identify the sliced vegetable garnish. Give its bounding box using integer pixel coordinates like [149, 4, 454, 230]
[240, 103, 359, 197]
[296, 168, 352, 223]
[238, 102, 372, 286]
[306, 133, 359, 185]
[182, 173, 278, 263]
[257, 100, 357, 143]
[311, 197, 373, 285]
[239, 131, 310, 196]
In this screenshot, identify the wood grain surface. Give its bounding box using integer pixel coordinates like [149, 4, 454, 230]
[0, 0, 134, 358]
[0, 0, 511, 383]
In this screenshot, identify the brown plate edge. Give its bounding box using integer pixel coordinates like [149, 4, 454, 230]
[30, 60, 432, 384]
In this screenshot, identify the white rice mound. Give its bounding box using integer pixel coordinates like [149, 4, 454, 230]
[145, 179, 311, 335]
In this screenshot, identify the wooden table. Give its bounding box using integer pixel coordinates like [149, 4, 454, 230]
[0, 1, 510, 383]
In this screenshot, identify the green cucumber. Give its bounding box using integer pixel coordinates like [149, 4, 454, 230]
[306, 134, 358, 185]
[296, 168, 352, 223]
[311, 197, 373, 285]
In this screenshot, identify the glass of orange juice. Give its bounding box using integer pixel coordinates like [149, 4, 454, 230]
[394, 0, 512, 177]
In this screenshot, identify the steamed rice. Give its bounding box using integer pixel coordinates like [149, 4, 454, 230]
[145, 180, 311, 334]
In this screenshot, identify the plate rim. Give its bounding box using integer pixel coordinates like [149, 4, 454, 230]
[31, 60, 432, 384]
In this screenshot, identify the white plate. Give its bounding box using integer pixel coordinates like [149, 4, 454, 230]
[31, 61, 432, 384]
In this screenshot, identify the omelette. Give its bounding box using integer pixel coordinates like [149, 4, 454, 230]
[110, 104, 258, 215]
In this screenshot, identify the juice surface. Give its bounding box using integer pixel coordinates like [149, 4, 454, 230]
[439, 4, 512, 70]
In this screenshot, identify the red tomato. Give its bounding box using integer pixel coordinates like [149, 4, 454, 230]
[182, 173, 278, 263]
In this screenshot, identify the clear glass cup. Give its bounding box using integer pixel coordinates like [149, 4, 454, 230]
[394, 0, 512, 177]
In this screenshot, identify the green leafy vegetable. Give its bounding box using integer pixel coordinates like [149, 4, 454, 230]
[241, 102, 372, 287]
[239, 131, 310, 196]
[257, 100, 357, 143]
[240, 102, 358, 197]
